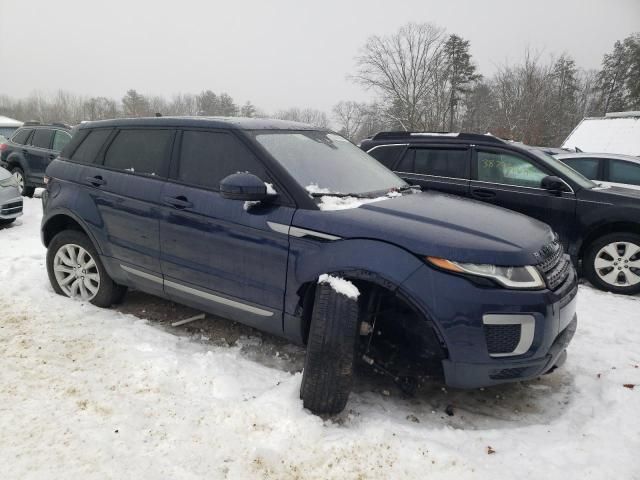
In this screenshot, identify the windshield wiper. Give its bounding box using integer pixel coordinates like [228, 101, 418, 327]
[309, 192, 368, 199]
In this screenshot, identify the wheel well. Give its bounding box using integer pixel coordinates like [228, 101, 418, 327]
[42, 215, 85, 247]
[297, 275, 447, 378]
[580, 222, 640, 258]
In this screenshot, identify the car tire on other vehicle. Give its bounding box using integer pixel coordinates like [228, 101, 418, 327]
[46, 230, 127, 307]
[0, 218, 16, 226]
[584, 232, 640, 295]
[10, 166, 35, 198]
[300, 282, 360, 415]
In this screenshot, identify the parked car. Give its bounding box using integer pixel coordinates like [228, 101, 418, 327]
[555, 152, 640, 191]
[0, 122, 73, 197]
[0, 166, 23, 226]
[41, 117, 577, 415]
[361, 132, 640, 295]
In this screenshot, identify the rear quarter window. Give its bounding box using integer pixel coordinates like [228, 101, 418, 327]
[367, 145, 404, 169]
[31, 129, 54, 149]
[12, 128, 33, 145]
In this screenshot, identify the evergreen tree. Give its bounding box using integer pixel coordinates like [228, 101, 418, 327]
[443, 34, 481, 131]
[122, 89, 150, 117]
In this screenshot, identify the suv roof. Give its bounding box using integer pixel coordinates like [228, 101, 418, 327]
[79, 116, 321, 131]
[21, 122, 72, 130]
[360, 131, 508, 150]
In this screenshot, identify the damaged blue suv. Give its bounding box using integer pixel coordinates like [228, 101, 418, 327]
[41, 117, 577, 414]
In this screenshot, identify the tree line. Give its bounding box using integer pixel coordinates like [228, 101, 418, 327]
[1, 24, 638, 147]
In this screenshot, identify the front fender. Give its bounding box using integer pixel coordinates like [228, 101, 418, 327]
[284, 237, 424, 316]
[5, 153, 28, 173]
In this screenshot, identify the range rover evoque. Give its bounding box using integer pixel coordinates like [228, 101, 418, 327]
[41, 117, 578, 415]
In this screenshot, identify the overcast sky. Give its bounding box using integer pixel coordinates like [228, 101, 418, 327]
[1, 0, 638, 114]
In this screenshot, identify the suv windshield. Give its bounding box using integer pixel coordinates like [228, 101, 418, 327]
[526, 147, 597, 190]
[252, 131, 407, 196]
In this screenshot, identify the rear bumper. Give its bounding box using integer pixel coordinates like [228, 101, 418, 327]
[399, 263, 578, 388]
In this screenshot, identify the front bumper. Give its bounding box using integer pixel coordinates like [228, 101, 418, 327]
[0, 193, 23, 220]
[400, 262, 578, 388]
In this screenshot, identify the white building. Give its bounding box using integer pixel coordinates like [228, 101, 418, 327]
[562, 111, 640, 157]
[0, 115, 23, 139]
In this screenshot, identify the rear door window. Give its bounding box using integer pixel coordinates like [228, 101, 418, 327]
[562, 157, 600, 180]
[31, 129, 53, 149]
[71, 129, 113, 164]
[177, 130, 267, 189]
[413, 148, 469, 178]
[104, 129, 174, 177]
[12, 128, 33, 145]
[52, 130, 72, 152]
[609, 160, 640, 186]
[367, 145, 404, 169]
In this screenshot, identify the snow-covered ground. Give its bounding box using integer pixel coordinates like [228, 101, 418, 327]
[1, 198, 639, 480]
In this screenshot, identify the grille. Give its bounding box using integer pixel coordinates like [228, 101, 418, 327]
[535, 237, 570, 290]
[484, 324, 521, 354]
[1, 200, 22, 215]
[490, 367, 528, 380]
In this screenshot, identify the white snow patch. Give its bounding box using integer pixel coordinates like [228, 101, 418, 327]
[318, 274, 360, 299]
[305, 183, 332, 195]
[0, 198, 639, 479]
[265, 182, 277, 195]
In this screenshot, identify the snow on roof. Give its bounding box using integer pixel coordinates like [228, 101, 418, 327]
[562, 113, 640, 156]
[0, 116, 23, 127]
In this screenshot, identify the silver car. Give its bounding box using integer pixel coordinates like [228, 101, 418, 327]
[555, 152, 640, 192]
[0, 166, 23, 226]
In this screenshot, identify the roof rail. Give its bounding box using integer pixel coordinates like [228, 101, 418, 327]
[51, 122, 71, 129]
[371, 131, 506, 145]
[23, 120, 41, 126]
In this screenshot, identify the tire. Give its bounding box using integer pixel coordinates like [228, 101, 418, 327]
[0, 218, 16, 226]
[583, 232, 640, 295]
[10, 166, 35, 198]
[300, 282, 360, 415]
[46, 230, 127, 307]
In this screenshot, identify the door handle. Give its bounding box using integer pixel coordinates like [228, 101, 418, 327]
[472, 188, 497, 199]
[85, 175, 106, 187]
[48, 154, 57, 160]
[21, 149, 28, 154]
[163, 195, 193, 209]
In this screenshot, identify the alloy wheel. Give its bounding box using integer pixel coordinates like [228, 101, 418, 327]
[12, 171, 24, 194]
[593, 241, 640, 287]
[53, 244, 101, 300]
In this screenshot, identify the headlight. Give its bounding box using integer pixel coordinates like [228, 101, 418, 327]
[0, 176, 18, 188]
[426, 257, 545, 289]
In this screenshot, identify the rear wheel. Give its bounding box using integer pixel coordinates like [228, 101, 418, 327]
[584, 233, 640, 295]
[300, 282, 360, 415]
[47, 230, 127, 307]
[10, 166, 34, 198]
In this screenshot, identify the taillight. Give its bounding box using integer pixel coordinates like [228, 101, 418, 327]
[0, 143, 7, 152]
[44, 176, 51, 185]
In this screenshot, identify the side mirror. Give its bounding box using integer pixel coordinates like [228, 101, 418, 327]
[220, 172, 269, 201]
[541, 175, 570, 194]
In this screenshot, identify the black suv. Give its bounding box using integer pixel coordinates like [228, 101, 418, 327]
[0, 123, 73, 197]
[361, 132, 640, 295]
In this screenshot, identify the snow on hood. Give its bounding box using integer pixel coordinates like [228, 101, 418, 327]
[305, 183, 403, 211]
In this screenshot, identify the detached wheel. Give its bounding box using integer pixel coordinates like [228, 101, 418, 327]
[584, 233, 640, 295]
[10, 166, 34, 198]
[300, 282, 360, 415]
[46, 230, 127, 307]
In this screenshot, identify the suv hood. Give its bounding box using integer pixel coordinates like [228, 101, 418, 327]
[292, 191, 555, 266]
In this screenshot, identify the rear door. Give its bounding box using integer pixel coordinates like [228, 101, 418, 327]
[159, 129, 294, 333]
[26, 128, 54, 183]
[470, 147, 577, 248]
[82, 128, 174, 293]
[395, 144, 470, 196]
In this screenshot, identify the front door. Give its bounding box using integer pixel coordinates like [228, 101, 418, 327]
[469, 147, 577, 249]
[160, 129, 294, 334]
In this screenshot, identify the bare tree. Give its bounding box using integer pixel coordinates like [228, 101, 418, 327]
[332, 101, 366, 140]
[353, 23, 446, 130]
[275, 107, 330, 128]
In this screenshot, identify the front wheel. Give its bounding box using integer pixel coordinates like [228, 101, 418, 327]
[584, 233, 640, 295]
[300, 282, 360, 415]
[46, 230, 127, 307]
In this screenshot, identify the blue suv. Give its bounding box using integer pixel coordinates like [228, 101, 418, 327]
[41, 117, 578, 414]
